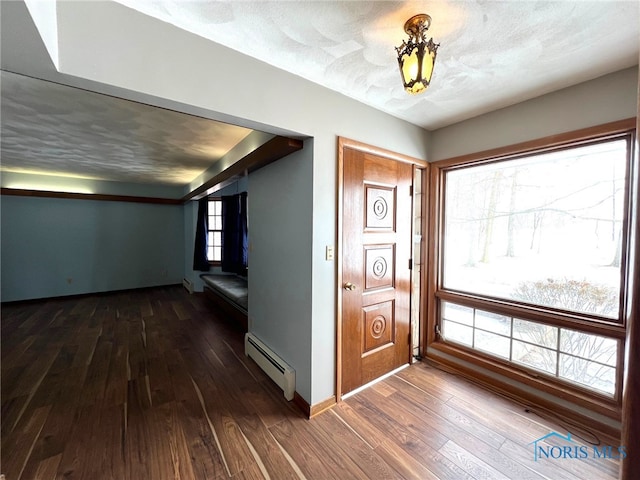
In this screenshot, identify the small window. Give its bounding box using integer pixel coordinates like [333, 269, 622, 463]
[207, 198, 222, 263]
[440, 301, 619, 396]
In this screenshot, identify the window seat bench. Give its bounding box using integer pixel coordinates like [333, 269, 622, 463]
[200, 274, 248, 331]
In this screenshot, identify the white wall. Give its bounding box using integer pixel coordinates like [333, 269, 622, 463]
[430, 67, 638, 161]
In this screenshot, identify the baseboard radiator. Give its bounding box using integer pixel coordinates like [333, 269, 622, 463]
[245, 333, 295, 401]
[182, 278, 194, 294]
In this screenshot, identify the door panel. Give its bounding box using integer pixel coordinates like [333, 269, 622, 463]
[341, 147, 413, 395]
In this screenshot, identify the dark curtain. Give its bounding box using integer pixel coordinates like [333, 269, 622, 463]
[192, 197, 210, 271]
[221, 192, 248, 276]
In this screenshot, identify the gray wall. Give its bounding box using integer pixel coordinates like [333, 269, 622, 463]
[249, 144, 313, 394]
[430, 67, 638, 161]
[1, 195, 184, 302]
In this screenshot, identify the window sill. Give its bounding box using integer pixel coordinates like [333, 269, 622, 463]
[426, 341, 622, 431]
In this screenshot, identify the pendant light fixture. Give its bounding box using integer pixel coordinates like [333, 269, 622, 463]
[396, 14, 440, 94]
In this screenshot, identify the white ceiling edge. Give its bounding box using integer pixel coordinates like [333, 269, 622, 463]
[23, 0, 59, 68]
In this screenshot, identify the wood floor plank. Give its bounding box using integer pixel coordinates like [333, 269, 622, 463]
[155, 401, 197, 480]
[165, 351, 228, 479]
[241, 379, 303, 428]
[0, 405, 50, 480]
[498, 438, 591, 480]
[238, 415, 303, 480]
[386, 375, 507, 450]
[439, 439, 511, 480]
[332, 402, 384, 449]
[17, 362, 88, 479]
[189, 375, 255, 476]
[18, 398, 79, 479]
[77, 337, 113, 406]
[373, 438, 440, 480]
[350, 387, 449, 452]
[0, 393, 28, 438]
[172, 399, 228, 480]
[269, 417, 355, 479]
[389, 378, 545, 480]
[33, 453, 62, 480]
[312, 408, 402, 480]
[55, 404, 125, 480]
[1, 334, 36, 368]
[1, 286, 621, 480]
[232, 461, 267, 480]
[147, 354, 175, 407]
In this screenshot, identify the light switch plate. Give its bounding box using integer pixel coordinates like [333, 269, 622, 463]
[326, 245, 334, 261]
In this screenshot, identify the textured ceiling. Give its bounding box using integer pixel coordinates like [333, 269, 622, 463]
[1, 1, 638, 188]
[0, 71, 253, 185]
[113, 0, 639, 129]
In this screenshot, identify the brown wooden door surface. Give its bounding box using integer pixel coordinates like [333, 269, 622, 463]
[341, 146, 413, 395]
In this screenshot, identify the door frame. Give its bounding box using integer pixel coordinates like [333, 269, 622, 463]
[336, 137, 428, 401]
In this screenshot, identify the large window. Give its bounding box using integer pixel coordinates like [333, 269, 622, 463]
[207, 198, 222, 263]
[442, 139, 627, 320]
[429, 123, 635, 408]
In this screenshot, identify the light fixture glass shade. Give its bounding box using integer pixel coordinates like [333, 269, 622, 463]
[396, 14, 439, 94]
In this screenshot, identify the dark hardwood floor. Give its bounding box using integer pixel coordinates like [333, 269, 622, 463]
[1, 286, 620, 479]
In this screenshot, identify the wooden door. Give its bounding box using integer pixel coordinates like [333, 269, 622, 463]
[340, 144, 413, 395]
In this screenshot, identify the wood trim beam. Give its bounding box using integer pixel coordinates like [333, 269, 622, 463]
[336, 138, 346, 402]
[433, 117, 636, 168]
[2, 136, 303, 205]
[181, 136, 303, 202]
[337, 136, 428, 168]
[435, 290, 627, 339]
[0, 187, 182, 205]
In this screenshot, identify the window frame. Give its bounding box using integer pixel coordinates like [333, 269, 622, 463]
[207, 197, 223, 265]
[426, 119, 636, 420]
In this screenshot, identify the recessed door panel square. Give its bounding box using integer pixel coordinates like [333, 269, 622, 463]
[365, 185, 395, 230]
[364, 245, 394, 291]
[362, 300, 395, 355]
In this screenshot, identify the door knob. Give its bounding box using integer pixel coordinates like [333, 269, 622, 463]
[343, 282, 357, 291]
